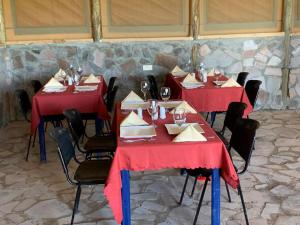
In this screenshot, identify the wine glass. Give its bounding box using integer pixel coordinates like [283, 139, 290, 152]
[185, 59, 192, 73]
[160, 87, 171, 101]
[147, 99, 158, 126]
[214, 68, 221, 82]
[141, 80, 150, 101]
[173, 108, 186, 127]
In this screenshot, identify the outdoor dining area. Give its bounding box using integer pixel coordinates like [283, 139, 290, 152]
[0, 0, 300, 225]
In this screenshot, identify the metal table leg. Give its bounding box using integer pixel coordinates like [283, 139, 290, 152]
[38, 118, 46, 162]
[121, 170, 131, 225]
[212, 169, 220, 225]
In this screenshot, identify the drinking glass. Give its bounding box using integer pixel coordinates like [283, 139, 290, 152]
[141, 80, 150, 101]
[147, 99, 158, 126]
[214, 68, 221, 82]
[160, 87, 171, 101]
[173, 108, 186, 127]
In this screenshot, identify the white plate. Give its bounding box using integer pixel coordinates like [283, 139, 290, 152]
[213, 81, 226, 86]
[172, 71, 187, 77]
[120, 125, 156, 138]
[181, 82, 204, 89]
[165, 123, 204, 135]
[75, 85, 98, 92]
[43, 87, 67, 92]
[121, 101, 149, 110]
[158, 101, 182, 109]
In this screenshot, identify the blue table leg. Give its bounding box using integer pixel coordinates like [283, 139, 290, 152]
[95, 118, 103, 135]
[38, 118, 46, 162]
[121, 170, 131, 225]
[212, 169, 220, 225]
[210, 112, 216, 125]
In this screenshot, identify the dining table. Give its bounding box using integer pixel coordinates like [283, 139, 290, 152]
[30, 75, 110, 161]
[164, 73, 253, 116]
[104, 103, 239, 225]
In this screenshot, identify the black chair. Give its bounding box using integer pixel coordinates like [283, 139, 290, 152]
[236, 72, 249, 87]
[245, 80, 262, 109]
[49, 127, 111, 225]
[179, 118, 260, 225]
[83, 77, 117, 134]
[218, 102, 247, 137]
[15, 89, 36, 161]
[106, 77, 117, 99]
[63, 109, 117, 159]
[147, 75, 159, 99]
[31, 80, 43, 94]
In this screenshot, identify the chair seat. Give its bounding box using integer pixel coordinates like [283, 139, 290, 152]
[186, 168, 212, 177]
[84, 135, 117, 153]
[74, 159, 111, 184]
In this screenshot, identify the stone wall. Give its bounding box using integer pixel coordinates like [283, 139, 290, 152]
[0, 35, 299, 126]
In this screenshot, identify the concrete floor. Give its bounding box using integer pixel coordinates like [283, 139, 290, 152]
[0, 110, 300, 225]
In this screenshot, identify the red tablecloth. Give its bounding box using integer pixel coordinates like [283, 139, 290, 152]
[31, 77, 110, 133]
[165, 74, 252, 116]
[104, 103, 239, 224]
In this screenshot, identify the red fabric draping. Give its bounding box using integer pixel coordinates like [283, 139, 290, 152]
[104, 103, 239, 224]
[31, 77, 109, 133]
[164, 74, 253, 116]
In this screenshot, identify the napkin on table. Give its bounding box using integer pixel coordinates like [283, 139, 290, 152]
[120, 111, 149, 127]
[170, 101, 197, 114]
[44, 77, 64, 88]
[182, 73, 199, 83]
[221, 78, 241, 87]
[173, 125, 207, 142]
[122, 91, 144, 103]
[207, 69, 215, 77]
[84, 74, 100, 83]
[171, 65, 185, 73]
[54, 68, 67, 80]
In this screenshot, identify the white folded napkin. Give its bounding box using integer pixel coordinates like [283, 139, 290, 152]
[122, 91, 144, 103]
[171, 65, 185, 73]
[221, 78, 241, 87]
[182, 73, 199, 83]
[207, 69, 215, 77]
[84, 74, 100, 83]
[44, 77, 64, 88]
[120, 111, 149, 127]
[173, 125, 207, 142]
[54, 68, 67, 80]
[170, 101, 197, 114]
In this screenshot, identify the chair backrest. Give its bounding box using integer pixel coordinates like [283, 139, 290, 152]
[236, 72, 249, 86]
[63, 109, 85, 143]
[15, 89, 32, 121]
[31, 80, 43, 93]
[223, 102, 247, 133]
[147, 75, 159, 99]
[106, 85, 118, 112]
[49, 127, 76, 184]
[107, 77, 117, 96]
[245, 80, 262, 108]
[229, 118, 260, 174]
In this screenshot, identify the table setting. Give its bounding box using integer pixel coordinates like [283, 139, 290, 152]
[104, 91, 239, 225]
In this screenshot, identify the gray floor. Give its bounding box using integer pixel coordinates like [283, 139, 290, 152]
[0, 110, 300, 225]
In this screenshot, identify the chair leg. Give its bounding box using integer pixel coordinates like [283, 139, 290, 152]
[205, 112, 209, 121]
[71, 185, 81, 225]
[238, 184, 249, 225]
[190, 177, 198, 197]
[224, 181, 231, 202]
[193, 177, 209, 225]
[32, 129, 37, 147]
[26, 134, 32, 161]
[179, 174, 189, 205]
